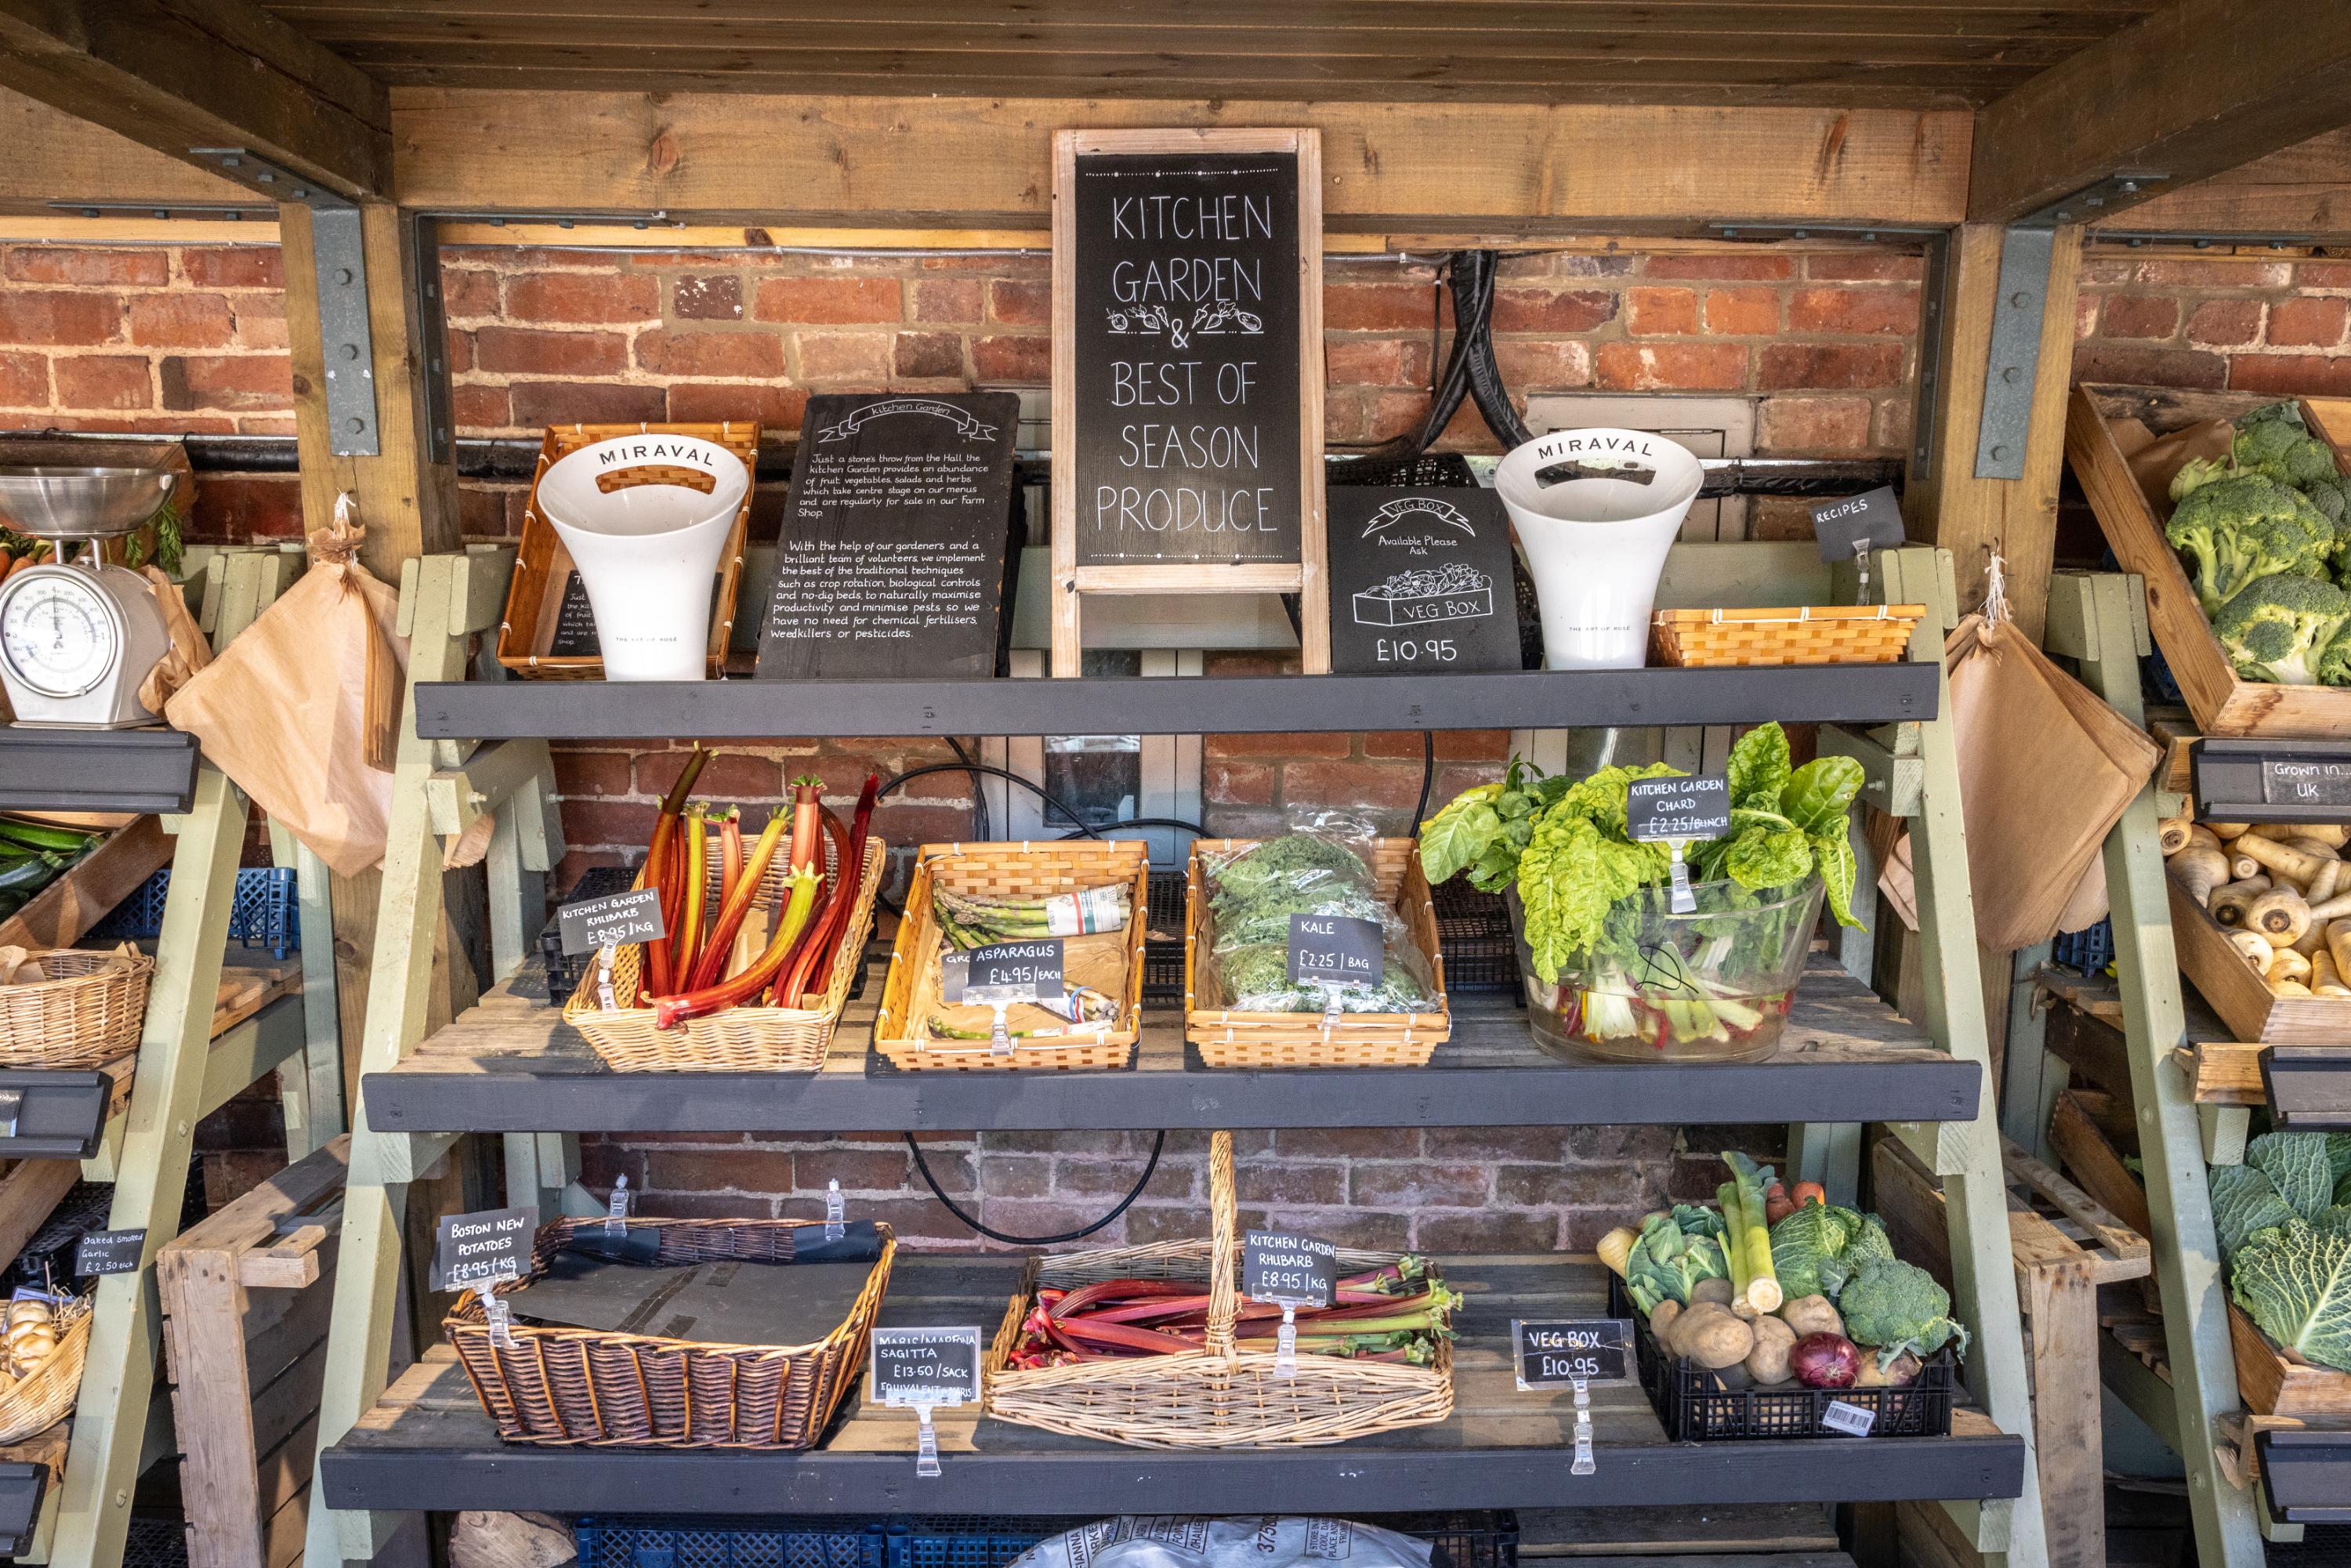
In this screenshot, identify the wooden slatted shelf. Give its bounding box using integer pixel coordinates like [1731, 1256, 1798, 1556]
[359, 957, 1980, 1133]
[319, 1255, 2026, 1516]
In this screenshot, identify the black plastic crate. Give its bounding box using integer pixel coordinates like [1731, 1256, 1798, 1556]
[578, 1514, 1514, 1568]
[1429, 880, 1519, 994]
[1142, 868, 1186, 1004]
[1607, 1274, 1954, 1439]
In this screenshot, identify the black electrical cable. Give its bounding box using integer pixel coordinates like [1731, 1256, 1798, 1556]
[907, 1130, 1168, 1245]
[944, 735, 990, 841]
[1415, 730, 1436, 830]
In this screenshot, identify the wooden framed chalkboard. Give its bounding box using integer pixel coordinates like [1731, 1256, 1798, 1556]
[1051, 128, 1327, 676]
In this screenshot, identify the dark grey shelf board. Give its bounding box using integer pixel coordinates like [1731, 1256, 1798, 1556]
[321, 1256, 2025, 1516]
[2260, 1046, 2351, 1132]
[362, 960, 1979, 1134]
[0, 726, 198, 814]
[0, 1070, 113, 1160]
[2257, 1429, 2351, 1524]
[415, 663, 1938, 741]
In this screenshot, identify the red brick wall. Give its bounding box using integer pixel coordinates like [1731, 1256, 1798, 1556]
[8, 235, 2346, 1242]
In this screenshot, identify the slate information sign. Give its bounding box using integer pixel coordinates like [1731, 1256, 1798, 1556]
[755, 392, 1020, 681]
[432, 1205, 535, 1292]
[1512, 1319, 1631, 1389]
[2265, 757, 2351, 809]
[546, 571, 601, 657]
[1068, 149, 1303, 568]
[942, 939, 1065, 1004]
[871, 1325, 983, 1477]
[1242, 1232, 1337, 1306]
[556, 887, 665, 957]
[1810, 486, 1907, 563]
[73, 1229, 145, 1277]
[1325, 487, 1521, 674]
[1288, 913, 1382, 987]
[1627, 777, 1733, 842]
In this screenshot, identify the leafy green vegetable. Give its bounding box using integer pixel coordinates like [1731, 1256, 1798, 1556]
[1518, 813, 1658, 984]
[1767, 1202, 1891, 1301]
[2231, 1218, 2351, 1374]
[2251, 1131, 2336, 1222]
[1415, 759, 1568, 892]
[1838, 1257, 1970, 1363]
[1727, 724, 1791, 813]
[1725, 825, 1814, 891]
[1780, 756, 1867, 838]
[1622, 1207, 1731, 1316]
[2213, 1163, 2302, 1257]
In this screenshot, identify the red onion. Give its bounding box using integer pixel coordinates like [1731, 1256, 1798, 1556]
[1790, 1332, 1860, 1389]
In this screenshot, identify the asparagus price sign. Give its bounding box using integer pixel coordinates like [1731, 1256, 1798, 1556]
[1287, 913, 1382, 987]
[1512, 1319, 1632, 1389]
[942, 940, 1065, 1004]
[556, 887, 665, 957]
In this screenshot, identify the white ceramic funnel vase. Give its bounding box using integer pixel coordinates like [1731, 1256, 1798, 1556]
[1494, 428, 1704, 669]
[537, 433, 749, 682]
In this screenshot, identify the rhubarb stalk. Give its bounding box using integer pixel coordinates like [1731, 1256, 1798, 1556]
[686, 808, 787, 991]
[650, 864, 822, 1030]
[774, 775, 878, 1005]
[639, 748, 709, 998]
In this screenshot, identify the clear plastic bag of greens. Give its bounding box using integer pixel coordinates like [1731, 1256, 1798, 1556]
[1209, 938, 1444, 1015]
[1201, 812, 1388, 954]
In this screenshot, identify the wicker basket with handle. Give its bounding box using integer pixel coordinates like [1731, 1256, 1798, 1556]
[984, 1131, 1453, 1448]
[561, 835, 884, 1073]
[1183, 838, 1450, 1067]
[446, 1216, 894, 1449]
[1650, 604, 1927, 668]
[0, 1300, 90, 1445]
[873, 840, 1150, 1071]
[0, 947, 154, 1068]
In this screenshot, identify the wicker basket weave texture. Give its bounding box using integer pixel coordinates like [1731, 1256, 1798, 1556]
[873, 841, 1150, 1072]
[0, 1305, 90, 1445]
[1650, 604, 1927, 668]
[561, 836, 885, 1073]
[983, 1132, 1453, 1449]
[446, 1216, 894, 1450]
[0, 949, 154, 1069]
[1183, 838, 1451, 1066]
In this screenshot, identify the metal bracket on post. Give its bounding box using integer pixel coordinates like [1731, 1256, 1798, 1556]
[1974, 173, 2166, 480]
[411, 213, 452, 465]
[187, 147, 379, 458]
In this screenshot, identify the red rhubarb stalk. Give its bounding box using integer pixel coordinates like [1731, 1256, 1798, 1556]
[686, 808, 787, 991]
[772, 775, 878, 1005]
[787, 776, 825, 874]
[639, 748, 709, 997]
[776, 802, 853, 1004]
[676, 806, 709, 986]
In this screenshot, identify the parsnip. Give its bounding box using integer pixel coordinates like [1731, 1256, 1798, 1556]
[2271, 948, 2313, 985]
[2229, 929, 2277, 970]
[2306, 890, 2351, 926]
[2211, 875, 2274, 927]
[2158, 813, 2195, 856]
[2186, 826, 2225, 856]
[2302, 824, 2351, 849]
[2230, 846, 2266, 882]
[2237, 833, 2335, 889]
[2288, 837, 2343, 867]
[2330, 919, 2351, 994]
[2312, 860, 2346, 906]
[2248, 885, 2315, 947]
[2313, 948, 2351, 998]
[2208, 821, 2255, 841]
[2275, 980, 2316, 998]
[2168, 842, 2231, 906]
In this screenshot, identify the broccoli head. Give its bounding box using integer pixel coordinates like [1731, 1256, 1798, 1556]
[2321, 628, 2351, 687]
[2237, 408, 2342, 489]
[2214, 574, 2351, 685]
[1838, 1258, 1970, 1364]
[2166, 475, 2335, 613]
[2171, 456, 2235, 503]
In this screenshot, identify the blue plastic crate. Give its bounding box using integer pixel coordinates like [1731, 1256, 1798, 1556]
[89, 867, 299, 959]
[2051, 918, 2114, 976]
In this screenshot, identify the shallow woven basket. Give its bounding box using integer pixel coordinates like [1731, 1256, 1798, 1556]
[0, 948, 154, 1068]
[0, 1303, 91, 1445]
[1183, 839, 1450, 1067]
[1650, 604, 1927, 668]
[873, 841, 1150, 1071]
[985, 1132, 1453, 1448]
[562, 836, 885, 1073]
[447, 1216, 894, 1450]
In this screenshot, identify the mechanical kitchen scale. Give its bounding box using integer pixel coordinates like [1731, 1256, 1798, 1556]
[0, 463, 182, 728]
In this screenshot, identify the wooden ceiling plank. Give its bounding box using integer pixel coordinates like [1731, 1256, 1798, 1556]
[1969, 0, 2351, 223]
[0, 84, 255, 212]
[389, 89, 1973, 229]
[269, 0, 2161, 16]
[0, 0, 392, 197]
[2096, 126, 2351, 237]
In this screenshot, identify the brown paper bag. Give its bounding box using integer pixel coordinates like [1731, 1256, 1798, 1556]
[1943, 611, 2160, 950]
[136, 567, 211, 715]
[165, 498, 408, 876]
[2125, 415, 2233, 514]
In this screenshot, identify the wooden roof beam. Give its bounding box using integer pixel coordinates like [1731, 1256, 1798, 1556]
[0, 85, 254, 215]
[1969, 0, 2351, 224]
[0, 0, 390, 200]
[2095, 127, 2351, 239]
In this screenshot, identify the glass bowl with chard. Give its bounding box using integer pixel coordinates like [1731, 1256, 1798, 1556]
[1418, 724, 1864, 1063]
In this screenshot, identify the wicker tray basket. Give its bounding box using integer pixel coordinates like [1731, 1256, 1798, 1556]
[873, 841, 1150, 1071]
[1183, 838, 1450, 1067]
[561, 835, 886, 1074]
[0, 1302, 90, 1445]
[1650, 604, 1927, 668]
[0, 947, 154, 1068]
[447, 1216, 894, 1449]
[984, 1131, 1453, 1448]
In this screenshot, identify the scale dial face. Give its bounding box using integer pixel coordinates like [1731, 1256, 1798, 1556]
[1, 572, 119, 698]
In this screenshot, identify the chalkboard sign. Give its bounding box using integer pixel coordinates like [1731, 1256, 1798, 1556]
[1810, 487, 1907, 562]
[755, 392, 1021, 681]
[1512, 1319, 1631, 1388]
[1051, 129, 1328, 673]
[1325, 487, 1520, 674]
[1627, 777, 1733, 842]
[433, 1205, 536, 1292]
[546, 571, 600, 657]
[556, 886, 666, 957]
[871, 1326, 984, 1406]
[943, 939, 1065, 1004]
[1242, 1231, 1337, 1306]
[2265, 757, 2351, 809]
[73, 1229, 146, 1277]
[1288, 913, 1382, 987]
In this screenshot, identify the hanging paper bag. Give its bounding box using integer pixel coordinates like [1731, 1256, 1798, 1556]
[165, 497, 408, 876]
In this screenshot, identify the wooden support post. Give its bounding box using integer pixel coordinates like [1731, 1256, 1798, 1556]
[1880, 547, 2049, 1568]
[1907, 223, 2083, 644]
[2063, 570, 2266, 1568]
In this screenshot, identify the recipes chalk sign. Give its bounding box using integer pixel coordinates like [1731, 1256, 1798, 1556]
[755, 392, 1022, 681]
[1051, 128, 1329, 673]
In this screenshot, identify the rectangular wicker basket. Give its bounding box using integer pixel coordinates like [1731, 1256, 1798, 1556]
[872, 841, 1150, 1071]
[446, 1215, 893, 1450]
[1183, 838, 1450, 1067]
[984, 1131, 1454, 1449]
[560, 835, 885, 1074]
[0, 947, 154, 1068]
[1650, 604, 1927, 668]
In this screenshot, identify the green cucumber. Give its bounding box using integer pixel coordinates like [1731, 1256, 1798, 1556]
[0, 818, 93, 853]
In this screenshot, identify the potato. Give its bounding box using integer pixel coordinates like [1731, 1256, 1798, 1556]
[1855, 1349, 1921, 1389]
[1689, 1277, 1735, 1307]
[1778, 1295, 1843, 1341]
[1649, 1301, 1682, 1345]
[1673, 1303, 1755, 1371]
[1745, 1315, 1797, 1385]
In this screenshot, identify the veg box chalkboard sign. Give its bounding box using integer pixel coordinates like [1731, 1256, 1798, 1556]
[1051, 128, 1328, 675]
[755, 392, 1021, 681]
[1325, 487, 1520, 674]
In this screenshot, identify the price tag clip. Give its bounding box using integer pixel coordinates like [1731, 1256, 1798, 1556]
[1274, 1304, 1299, 1380]
[1571, 1378, 1596, 1476]
[825, 1179, 845, 1241]
[605, 1174, 630, 1238]
[477, 1279, 516, 1349]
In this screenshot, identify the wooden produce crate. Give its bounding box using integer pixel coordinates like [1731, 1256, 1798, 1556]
[157, 1137, 351, 1568]
[2167, 877, 2351, 1045]
[2066, 384, 2351, 737]
[494, 422, 758, 680]
[0, 817, 170, 953]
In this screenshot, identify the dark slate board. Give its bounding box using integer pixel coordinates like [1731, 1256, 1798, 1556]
[1070, 149, 1303, 567]
[1324, 487, 1521, 674]
[755, 392, 1021, 680]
